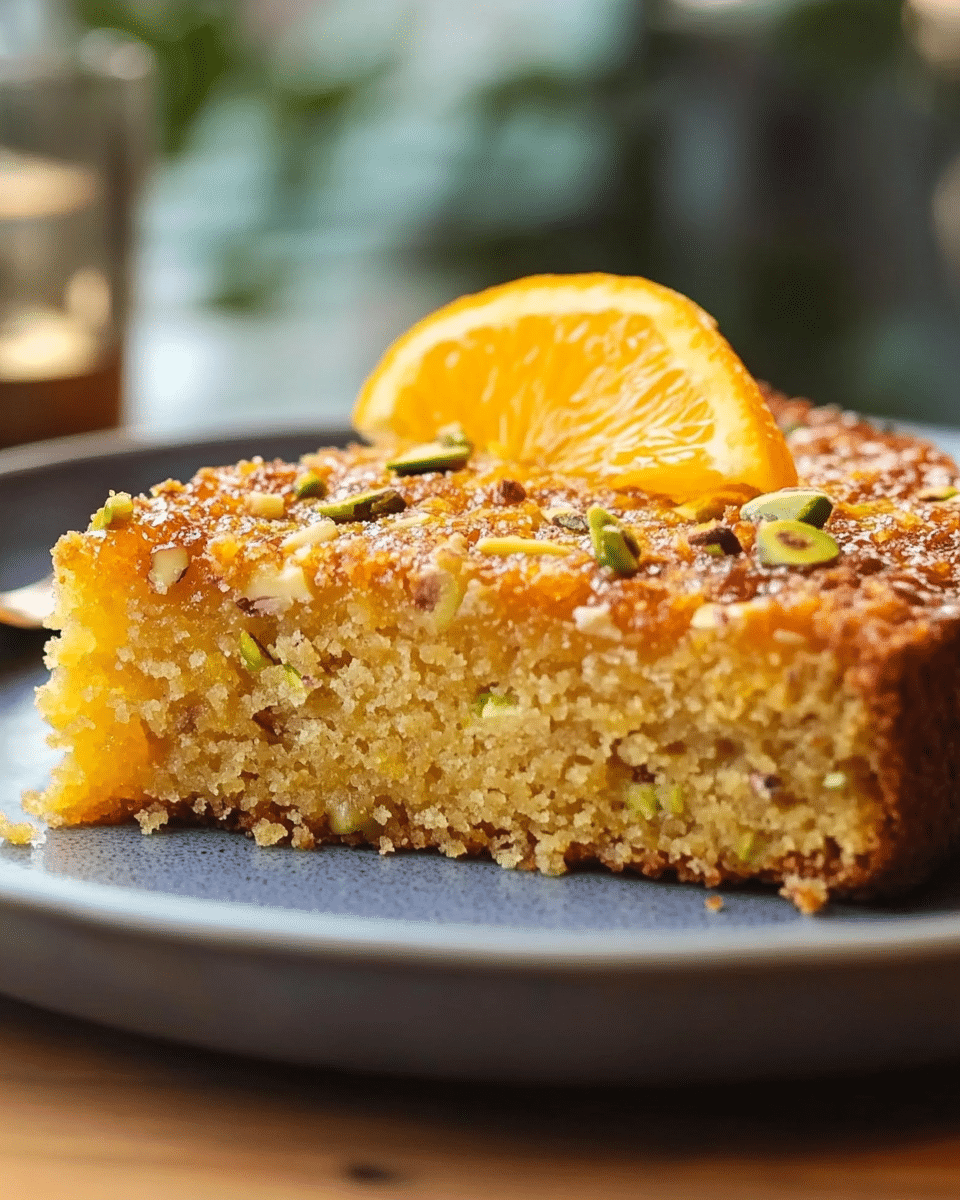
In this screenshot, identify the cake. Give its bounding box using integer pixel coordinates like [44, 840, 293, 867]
[26, 275, 960, 912]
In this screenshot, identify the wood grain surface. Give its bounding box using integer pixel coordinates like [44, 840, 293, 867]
[2, 993, 960, 1199]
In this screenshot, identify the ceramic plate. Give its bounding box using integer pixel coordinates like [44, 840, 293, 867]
[4, 427, 960, 1084]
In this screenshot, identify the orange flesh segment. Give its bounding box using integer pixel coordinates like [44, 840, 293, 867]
[352, 273, 797, 501]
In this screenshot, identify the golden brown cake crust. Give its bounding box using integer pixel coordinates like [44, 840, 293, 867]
[761, 386, 960, 900]
[29, 386, 960, 908]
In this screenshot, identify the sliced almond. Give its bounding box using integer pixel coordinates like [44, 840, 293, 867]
[246, 492, 286, 519]
[148, 546, 190, 594]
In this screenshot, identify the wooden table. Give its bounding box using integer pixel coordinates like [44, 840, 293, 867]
[2, 992, 960, 1199]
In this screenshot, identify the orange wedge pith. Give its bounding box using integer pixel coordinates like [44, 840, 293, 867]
[352, 273, 797, 501]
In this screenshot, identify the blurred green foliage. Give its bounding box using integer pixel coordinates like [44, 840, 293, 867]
[777, 0, 904, 88]
[72, 0, 960, 421]
[76, 1, 374, 310]
[77, 0, 241, 155]
[429, 0, 956, 417]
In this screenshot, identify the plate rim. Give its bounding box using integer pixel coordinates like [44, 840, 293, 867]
[0, 421, 355, 480]
[3, 851, 960, 972]
[7, 423, 960, 978]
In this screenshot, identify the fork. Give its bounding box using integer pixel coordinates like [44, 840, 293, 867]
[0, 576, 54, 629]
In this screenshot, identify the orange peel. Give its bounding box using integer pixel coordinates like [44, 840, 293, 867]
[353, 272, 796, 501]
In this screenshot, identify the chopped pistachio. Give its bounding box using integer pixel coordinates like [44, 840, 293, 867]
[387, 442, 471, 475]
[736, 831, 758, 862]
[282, 663, 305, 689]
[823, 771, 847, 790]
[546, 508, 589, 534]
[148, 546, 190, 593]
[472, 691, 518, 718]
[328, 802, 368, 836]
[314, 487, 407, 522]
[246, 492, 286, 519]
[106, 492, 133, 522]
[358, 488, 408, 519]
[662, 782, 684, 816]
[587, 506, 639, 575]
[91, 491, 134, 531]
[599, 527, 640, 574]
[740, 488, 833, 528]
[293, 470, 326, 500]
[917, 485, 959, 502]
[587, 505, 616, 541]
[239, 631, 275, 672]
[426, 571, 466, 633]
[624, 781, 658, 821]
[437, 423, 473, 450]
[757, 519, 840, 568]
[475, 536, 569, 556]
[688, 524, 742, 557]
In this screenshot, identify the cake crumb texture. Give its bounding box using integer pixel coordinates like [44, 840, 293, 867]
[0, 813, 43, 847]
[27, 392, 960, 907]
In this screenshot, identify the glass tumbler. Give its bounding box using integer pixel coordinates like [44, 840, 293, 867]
[0, 30, 152, 450]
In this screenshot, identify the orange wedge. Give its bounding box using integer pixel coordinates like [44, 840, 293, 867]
[352, 273, 797, 500]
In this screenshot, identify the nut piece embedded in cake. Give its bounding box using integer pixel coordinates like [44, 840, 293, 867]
[246, 492, 286, 519]
[147, 546, 190, 593]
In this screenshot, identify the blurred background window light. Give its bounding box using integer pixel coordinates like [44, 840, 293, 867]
[3, 0, 960, 443]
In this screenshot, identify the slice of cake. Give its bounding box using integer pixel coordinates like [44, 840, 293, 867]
[27, 275, 960, 911]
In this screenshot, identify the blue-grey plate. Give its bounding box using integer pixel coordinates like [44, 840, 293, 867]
[4, 426, 960, 1084]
